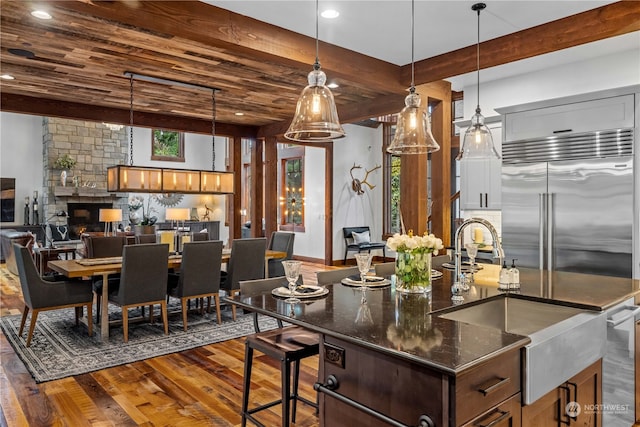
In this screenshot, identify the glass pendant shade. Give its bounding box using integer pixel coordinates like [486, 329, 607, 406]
[457, 110, 500, 160]
[387, 91, 440, 155]
[284, 68, 345, 142]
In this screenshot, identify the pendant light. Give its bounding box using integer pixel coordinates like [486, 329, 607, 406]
[284, 0, 345, 142]
[386, 0, 440, 155]
[107, 73, 234, 194]
[457, 3, 500, 160]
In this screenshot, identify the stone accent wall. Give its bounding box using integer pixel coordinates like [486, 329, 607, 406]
[42, 118, 129, 222]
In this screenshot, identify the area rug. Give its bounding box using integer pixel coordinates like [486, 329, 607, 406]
[0, 303, 278, 383]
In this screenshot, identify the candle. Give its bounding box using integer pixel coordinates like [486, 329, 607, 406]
[474, 228, 484, 244]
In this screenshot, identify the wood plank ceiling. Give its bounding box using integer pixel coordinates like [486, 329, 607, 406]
[1, 1, 639, 139]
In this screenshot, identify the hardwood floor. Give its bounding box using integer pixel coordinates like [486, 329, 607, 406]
[0, 261, 337, 426]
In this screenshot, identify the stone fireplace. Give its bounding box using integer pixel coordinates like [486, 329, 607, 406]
[41, 118, 129, 233]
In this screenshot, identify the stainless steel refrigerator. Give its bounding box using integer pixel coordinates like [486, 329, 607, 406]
[502, 129, 633, 278]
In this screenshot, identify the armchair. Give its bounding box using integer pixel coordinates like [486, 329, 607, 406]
[14, 244, 93, 346]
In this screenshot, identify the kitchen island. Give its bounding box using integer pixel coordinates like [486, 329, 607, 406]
[230, 266, 639, 426]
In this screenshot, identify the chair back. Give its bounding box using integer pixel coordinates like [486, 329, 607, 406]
[374, 261, 395, 276]
[135, 234, 157, 244]
[14, 244, 42, 309]
[316, 266, 360, 285]
[432, 254, 451, 269]
[239, 276, 302, 331]
[116, 243, 169, 305]
[85, 236, 127, 258]
[267, 232, 295, 277]
[222, 238, 266, 291]
[177, 240, 223, 297]
[191, 232, 209, 241]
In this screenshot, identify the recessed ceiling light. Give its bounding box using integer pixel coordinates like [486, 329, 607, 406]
[321, 9, 339, 19]
[327, 82, 339, 89]
[0, 74, 15, 80]
[234, 112, 245, 116]
[31, 10, 52, 20]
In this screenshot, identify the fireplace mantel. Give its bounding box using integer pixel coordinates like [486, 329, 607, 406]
[53, 186, 123, 198]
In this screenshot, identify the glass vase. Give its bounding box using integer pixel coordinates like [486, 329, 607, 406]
[394, 251, 432, 293]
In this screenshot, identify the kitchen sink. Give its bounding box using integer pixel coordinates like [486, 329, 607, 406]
[439, 296, 606, 404]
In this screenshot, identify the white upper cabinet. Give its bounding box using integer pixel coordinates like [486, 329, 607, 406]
[459, 121, 502, 210]
[503, 94, 634, 142]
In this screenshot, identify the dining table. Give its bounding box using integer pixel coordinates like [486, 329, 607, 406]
[48, 248, 287, 340]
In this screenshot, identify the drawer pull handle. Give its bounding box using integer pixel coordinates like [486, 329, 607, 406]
[477, 377, 510, 396]
[314, 375, 435, 427]
[553, 129, 573, 134]
[475, 409, 510, 427]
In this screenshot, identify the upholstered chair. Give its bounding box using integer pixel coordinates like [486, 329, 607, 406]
[220, 238, 266, 320]
[267, 231, 295, 277]
[14, 244, 93, 346]
[134, 234, 157, 244]
[374, 261, 395, 277]
[106, 243, 170, 342]
[191, 232, 209, 242]
[316, 266, 360, 286]
[87, 236, 127, 321]
[167, 240, 223, 329]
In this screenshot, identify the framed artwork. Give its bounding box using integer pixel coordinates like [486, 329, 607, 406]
[151, 129, 185, 162]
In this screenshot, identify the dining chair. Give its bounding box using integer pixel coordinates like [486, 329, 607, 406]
[168, 240, 223, 329]
[432, 254, 451, 269]
[374, 261, 395, 276]
[316, 266, 360, 286]
[267, 231, 295, 277]
[106, 243, 170, 342]
[191, 231, 209, 241]
[221, 238, 266, 320]
[238, 276, 318, 427]
[14, 244, 93, 346]
[134, 234, 157, 244]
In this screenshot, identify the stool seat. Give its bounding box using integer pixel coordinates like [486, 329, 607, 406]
[242, 325, 319, 427]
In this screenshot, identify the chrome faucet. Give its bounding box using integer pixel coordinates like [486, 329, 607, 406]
[452, 218, 505, 296]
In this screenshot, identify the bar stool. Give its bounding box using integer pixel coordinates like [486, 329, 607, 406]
[242, 326, 319, 427]
[239, 276, 319, 427]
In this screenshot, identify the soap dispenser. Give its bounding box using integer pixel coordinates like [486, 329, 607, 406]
[499, 260, 509, 290]
[509, 259, 520, 290]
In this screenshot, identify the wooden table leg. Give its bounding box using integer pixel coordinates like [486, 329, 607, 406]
[99, 272, 112, 340]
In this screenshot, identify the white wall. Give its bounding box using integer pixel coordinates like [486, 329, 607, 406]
[332, 124, 384, 263]
[0, 113, 44, 226]
[462, 48, 640, 118]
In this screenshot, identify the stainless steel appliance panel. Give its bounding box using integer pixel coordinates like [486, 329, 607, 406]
[548, 157, 633, 277]
[501, 162, 547, 269]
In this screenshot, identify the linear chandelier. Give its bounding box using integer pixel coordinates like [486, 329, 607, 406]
[106, 72, 234, 194]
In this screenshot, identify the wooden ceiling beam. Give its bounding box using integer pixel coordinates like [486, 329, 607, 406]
[408, 1, 640, 85]
[53, 1, 405, 94]
[0, 93, 258, 138]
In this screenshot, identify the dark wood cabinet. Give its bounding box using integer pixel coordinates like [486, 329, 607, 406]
[461, 393, 521, 427]
[318, 336, 522, 427]
[522, 359, 602, 427]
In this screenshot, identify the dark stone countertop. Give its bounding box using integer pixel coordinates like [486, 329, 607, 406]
[229, 266, 639, 376]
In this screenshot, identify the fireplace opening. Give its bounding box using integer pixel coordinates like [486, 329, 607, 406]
[66, 202, 113, 239]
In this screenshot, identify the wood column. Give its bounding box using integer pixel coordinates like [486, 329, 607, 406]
[264, 136, 278, 240]
[228, 136, 242, 242]
[250, 137, 264, 237]
[421, 80, 452, 246]
[398, 81, 452, 243]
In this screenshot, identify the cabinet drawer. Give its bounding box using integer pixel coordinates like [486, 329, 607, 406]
[461, 393, 521, 427]
[455, 348, 521, 425]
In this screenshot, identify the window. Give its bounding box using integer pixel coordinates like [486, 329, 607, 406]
[151, 129, 185, 162]
[383, 123, 401, 236]
[279, 146, 305, 232]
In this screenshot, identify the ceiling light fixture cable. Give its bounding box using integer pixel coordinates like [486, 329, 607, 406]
[106, 72, 234, 194]
[284, 0, 345, 142]
[457, 3, 500, 160]
[386, 0, 440, 155]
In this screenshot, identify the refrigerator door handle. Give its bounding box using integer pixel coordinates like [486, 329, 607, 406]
[547, 193, 554, 272]
[539, 193, 546, 270]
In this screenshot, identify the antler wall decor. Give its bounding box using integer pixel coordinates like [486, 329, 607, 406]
[350, 163, 381, 195]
